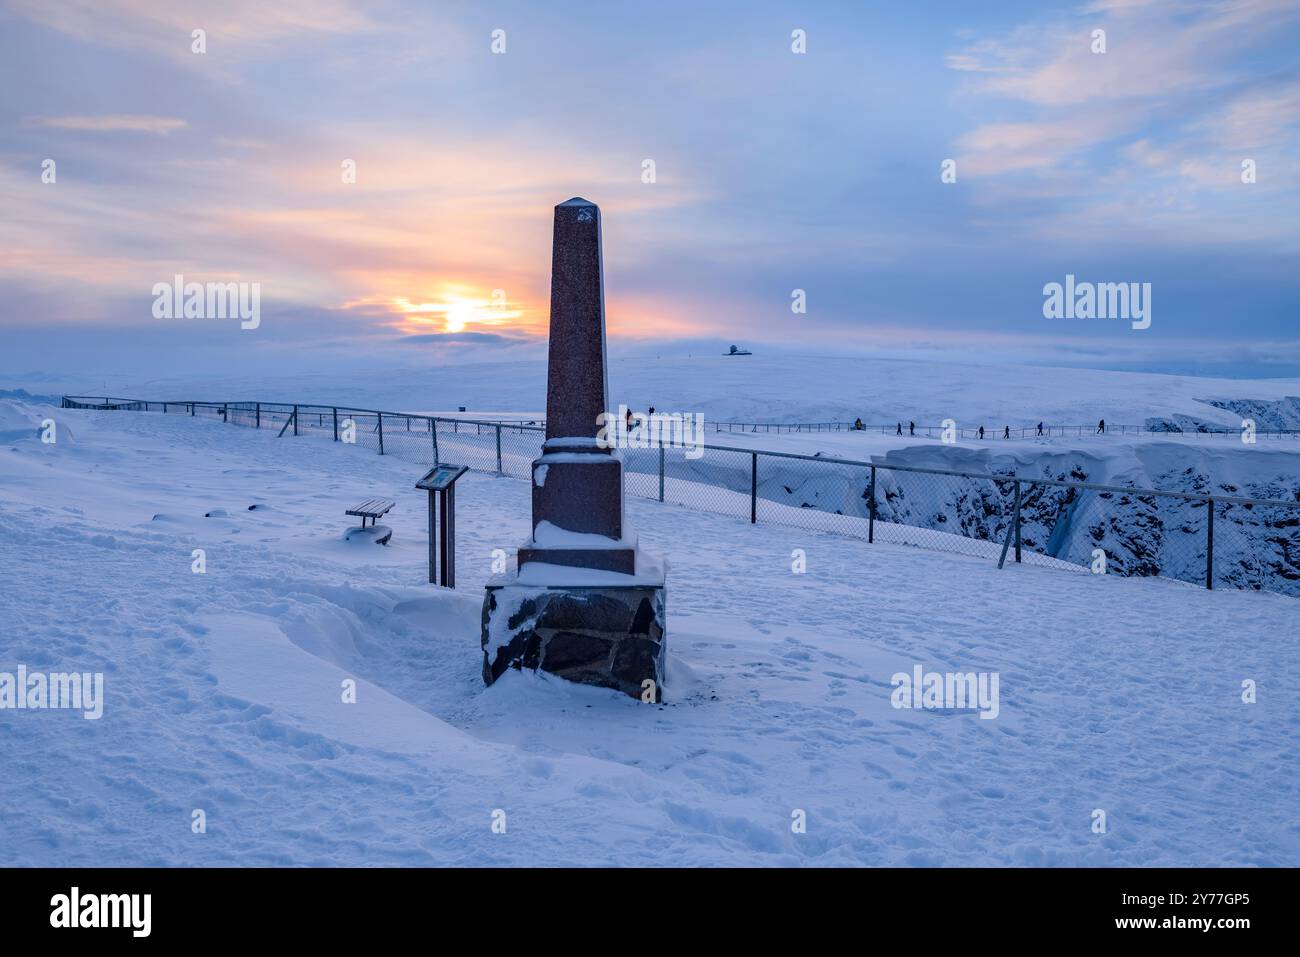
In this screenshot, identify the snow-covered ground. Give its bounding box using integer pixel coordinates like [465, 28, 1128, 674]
[2, 396, 1296, 866]
[26, 353, 1300, 594]
[15, 353, 1300, 433]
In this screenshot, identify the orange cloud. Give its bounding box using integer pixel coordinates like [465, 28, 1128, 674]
[27, 115, 188, 135]
[0, 114, 715, 341]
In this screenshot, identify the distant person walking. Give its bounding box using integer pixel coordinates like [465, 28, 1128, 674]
[909, 421, 915, 436]
[896, 422, 902, 436]
[978, 425, 985, 440]
[1037, 422, 1044, 437]
[625, 407, 636, 433]
[1003, 425, 1010, 439]
[1097, 418, 1105, 435]
[853, 417, 863, 431]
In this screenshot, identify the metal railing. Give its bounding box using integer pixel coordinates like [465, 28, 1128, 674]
[61, 395, 1300, 597]
[713, 420, 1300, 439]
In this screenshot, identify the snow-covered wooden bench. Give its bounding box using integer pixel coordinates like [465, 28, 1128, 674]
[344, 498, 395, 545]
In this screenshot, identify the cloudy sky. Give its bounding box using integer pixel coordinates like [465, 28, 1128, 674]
[2, 0, 1298, 380]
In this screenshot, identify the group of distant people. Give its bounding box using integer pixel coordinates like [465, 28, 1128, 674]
[852, 419, 1108, 438]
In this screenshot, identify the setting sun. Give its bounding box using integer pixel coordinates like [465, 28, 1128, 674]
[392, 293, 524, 334]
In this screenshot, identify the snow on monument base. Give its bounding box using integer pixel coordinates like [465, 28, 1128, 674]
[481, 580, 667, 701]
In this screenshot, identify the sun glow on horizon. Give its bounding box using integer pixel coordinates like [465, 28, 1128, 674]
[341, 285, 537, 337]
[393, 296, 524, 334]
[339, 284, 714, 343]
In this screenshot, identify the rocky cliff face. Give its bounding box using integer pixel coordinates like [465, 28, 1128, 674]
[1201, 396, 1300, 432]
[1143, 395, 1300, 433]
[748, 443, 1300, 595]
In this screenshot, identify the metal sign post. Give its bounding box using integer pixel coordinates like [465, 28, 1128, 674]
[415, 464, 468, 587]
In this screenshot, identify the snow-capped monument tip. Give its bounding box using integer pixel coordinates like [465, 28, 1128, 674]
[481, 197, 668, 702]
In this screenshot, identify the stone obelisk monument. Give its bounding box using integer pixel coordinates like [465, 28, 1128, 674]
[481, 198, 667, 701]
[517, 198, 634, 573]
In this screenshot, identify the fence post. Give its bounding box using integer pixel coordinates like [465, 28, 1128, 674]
[377, 412, 384, 454]
[333, 408, 339, 441]
[659, 443, 665, 503]
[431, 419, 439, 463]
[1206, 497, 1214, 590]
[868, 466, 876, 543]
[292, 405, 298, 436]
[222, 403, 228, 423]
[495, 424, 503, 474]
[750, 452, 758, 524]
[1014, 480, 1022, 563]
[255, 402, 260, 429]
[998, 481, 1022, 570]
[190, 403, 194, 416]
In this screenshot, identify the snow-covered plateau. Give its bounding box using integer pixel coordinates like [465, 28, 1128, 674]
[18, 353, 1300, 431]
[26, 354, 1300, 594]
[1, 369, 1296, 866]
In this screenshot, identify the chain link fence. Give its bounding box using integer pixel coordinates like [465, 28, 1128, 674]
[714, 420, 1300, 440]
[62, 395, 1300, 597]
